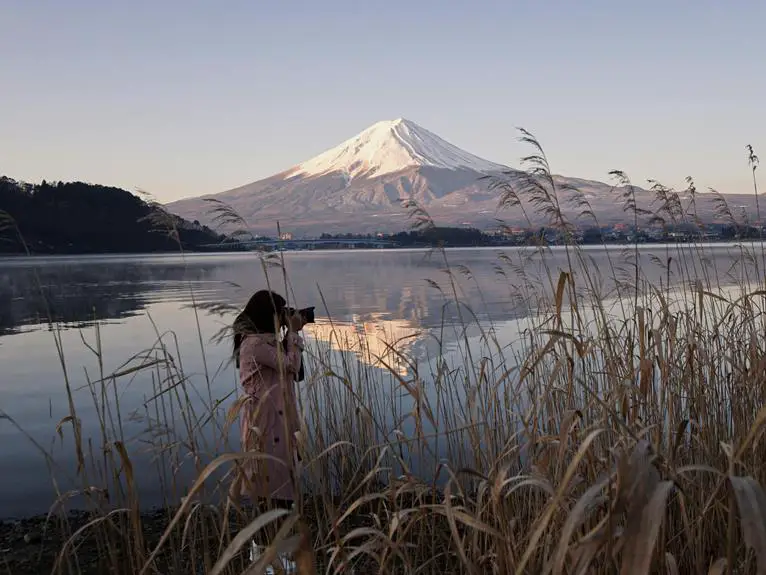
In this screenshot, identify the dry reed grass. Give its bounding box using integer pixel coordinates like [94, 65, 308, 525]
[3, 132, 766, 574]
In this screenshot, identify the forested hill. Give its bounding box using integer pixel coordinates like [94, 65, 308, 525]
[0, 177, 226, 254]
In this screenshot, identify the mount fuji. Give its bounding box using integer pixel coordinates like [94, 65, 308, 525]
[166, 119, 753, 236]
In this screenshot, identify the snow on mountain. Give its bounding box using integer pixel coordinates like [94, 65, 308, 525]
[292, 118, 508, 180]
[167, 118, 521, 235]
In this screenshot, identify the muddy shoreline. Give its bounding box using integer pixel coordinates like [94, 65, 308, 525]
[1, 508, 181, 574]
[0, 505, 280, 574]
[0, 497, 380, 574]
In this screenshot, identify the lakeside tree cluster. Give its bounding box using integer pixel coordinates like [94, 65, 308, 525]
[0, 177, 224, 254]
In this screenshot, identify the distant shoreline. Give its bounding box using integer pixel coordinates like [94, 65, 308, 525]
[1, 238, 765, 259]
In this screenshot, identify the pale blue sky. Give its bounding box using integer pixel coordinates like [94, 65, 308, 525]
[1, 1, 764, 202]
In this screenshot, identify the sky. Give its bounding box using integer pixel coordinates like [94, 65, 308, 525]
[1, 0, 765, 202]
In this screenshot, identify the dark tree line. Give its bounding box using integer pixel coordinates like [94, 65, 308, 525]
[390, 227, 489, 246]
[321, 227, 494, 247]
[319, 223, 759, 249]
[0, 177, 224, 254]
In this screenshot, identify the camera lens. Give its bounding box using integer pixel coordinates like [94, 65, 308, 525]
[300, 307, 316, 324]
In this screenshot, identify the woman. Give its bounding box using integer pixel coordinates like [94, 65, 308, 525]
[233, 289, 306, 509]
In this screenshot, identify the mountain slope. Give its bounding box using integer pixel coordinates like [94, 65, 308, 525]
[167, 119, 760, 236]
[167, 118, 519, 235]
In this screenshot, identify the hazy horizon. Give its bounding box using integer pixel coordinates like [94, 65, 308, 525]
[2, 1, 765, 202]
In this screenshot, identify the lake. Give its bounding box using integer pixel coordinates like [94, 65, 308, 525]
[0, 244, 760, 517]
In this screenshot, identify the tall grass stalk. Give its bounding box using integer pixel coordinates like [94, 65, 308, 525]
[4, 135, 766, 574]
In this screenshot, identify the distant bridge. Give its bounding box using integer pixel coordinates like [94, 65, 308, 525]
[200, 237, 399, 250]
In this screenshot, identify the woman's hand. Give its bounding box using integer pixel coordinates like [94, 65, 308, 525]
[287, 309, 305, 332]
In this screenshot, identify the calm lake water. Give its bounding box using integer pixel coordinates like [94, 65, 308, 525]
[0, 245, 759, 517]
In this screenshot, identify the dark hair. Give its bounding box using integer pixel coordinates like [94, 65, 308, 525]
[233, 290, 287, 367]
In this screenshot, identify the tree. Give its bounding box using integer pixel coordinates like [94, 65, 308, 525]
[0, 176, 225, 254]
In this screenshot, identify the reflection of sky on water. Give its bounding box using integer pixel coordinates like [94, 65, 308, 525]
[0, 246, 760, 516]
[2, 244, 761, 336]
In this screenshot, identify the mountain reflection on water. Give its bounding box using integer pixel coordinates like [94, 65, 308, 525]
[306, 315, 423, 376]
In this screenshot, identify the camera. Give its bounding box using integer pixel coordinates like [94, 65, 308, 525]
[284, 306, 315, 325]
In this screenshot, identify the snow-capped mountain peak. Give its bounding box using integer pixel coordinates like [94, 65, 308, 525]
[293, 118, 508, 180]
[167, 117, 762, 237]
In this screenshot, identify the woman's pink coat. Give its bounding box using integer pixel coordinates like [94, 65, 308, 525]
[238, 332, 303, 501]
